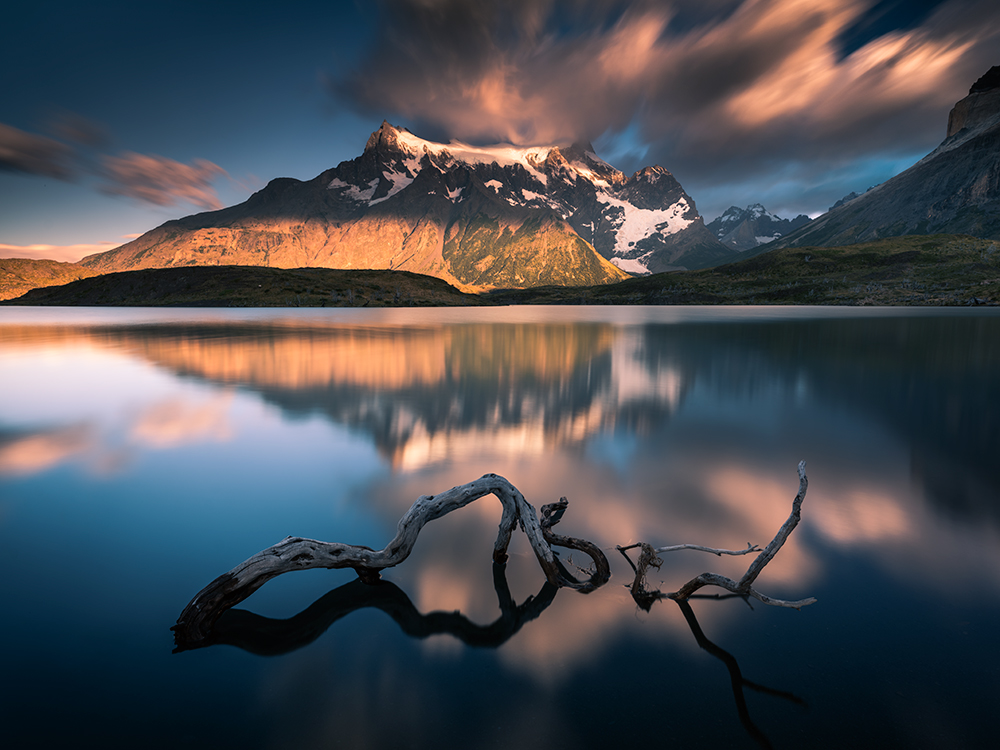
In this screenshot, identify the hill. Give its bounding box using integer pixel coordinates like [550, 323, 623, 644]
[489, 235, 1000, 306]
[0, 258, 98, 301]
[1, 265, 482, 307]
[5, 235, 997, 307]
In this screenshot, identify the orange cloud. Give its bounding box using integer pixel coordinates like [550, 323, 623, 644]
[341, 0, 1000, 189]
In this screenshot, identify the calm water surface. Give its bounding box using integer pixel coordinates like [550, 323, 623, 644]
[1, 306, 998, 749]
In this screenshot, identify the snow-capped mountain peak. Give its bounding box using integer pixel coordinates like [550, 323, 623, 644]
[81, 119, 738, 290]
[363, 121, 624, 191]
[706, 204, 811, 252]
[334, 121, 731, 274]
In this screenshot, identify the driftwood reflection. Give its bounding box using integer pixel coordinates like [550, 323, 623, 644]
[173, 562, 805, 749]
[173, 562, 556, 655]
[173, 476, 609, 644]
[677, 597, 807, 750]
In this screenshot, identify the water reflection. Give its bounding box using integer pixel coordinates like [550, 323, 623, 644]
[676, 597, 807, 750]
[175, 563, 557, 655]
[177, 561, 802, 749]
[2, 308, 1000, 749]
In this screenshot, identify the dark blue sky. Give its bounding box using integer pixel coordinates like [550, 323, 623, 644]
[2, 0, 998, 261]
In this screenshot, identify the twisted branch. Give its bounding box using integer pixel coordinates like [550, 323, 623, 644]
[620, 462, 817, 611]
[173, 474, 609, 644]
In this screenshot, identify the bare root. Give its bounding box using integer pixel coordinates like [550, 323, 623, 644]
[619, 462, 816, 611]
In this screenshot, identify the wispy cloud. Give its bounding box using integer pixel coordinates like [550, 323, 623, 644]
[1, 115, 228, 211]
[0, 122, 76, 179]
[99, 152, 227, 210]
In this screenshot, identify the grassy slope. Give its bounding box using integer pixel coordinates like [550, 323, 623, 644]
[1, 265, 483, 307]
[3, 234, 999, 307]
[488, 234, 1000, 305]
[0, 258, 99, 301]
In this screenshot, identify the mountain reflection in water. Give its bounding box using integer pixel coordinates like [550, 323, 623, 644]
[1, 307, 999, 749]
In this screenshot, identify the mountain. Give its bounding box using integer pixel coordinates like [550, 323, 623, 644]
[774, 66, 1000, 249]
[705, 204, 811, 252]
[81, 123, 735, 289]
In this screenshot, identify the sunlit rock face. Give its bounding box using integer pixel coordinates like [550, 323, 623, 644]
[775, 66, 1000, 247]
[79, 122, 734, 287]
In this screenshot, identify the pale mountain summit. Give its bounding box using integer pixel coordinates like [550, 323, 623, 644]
[81, 122, 734, 290]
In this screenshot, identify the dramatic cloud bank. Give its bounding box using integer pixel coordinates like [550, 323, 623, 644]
[339, 0, 1000, 216]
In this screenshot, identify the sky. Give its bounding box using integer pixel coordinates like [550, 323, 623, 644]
[2, 0, 998, 262]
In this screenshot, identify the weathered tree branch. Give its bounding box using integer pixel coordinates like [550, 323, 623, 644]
[654, 542, 760, 556]
[173, 474, 609, 644]
[619, 462, 817, 611]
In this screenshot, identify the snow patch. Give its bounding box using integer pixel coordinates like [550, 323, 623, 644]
[522, 188, 568, 213]
[597, 193, 694, 254]
[328, 177, 379, 202]
[567, 164, 611, 187]
[368, 169, 413, 206]
[484, 179, 503, 191]
[447, 186, 464, 202]
[611, 253, 653, 275]
[755, 235, 780, 245]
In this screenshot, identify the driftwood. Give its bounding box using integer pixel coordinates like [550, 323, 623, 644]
[618, 461, 817, 611]
[175, 464, 813, 644]
[173, 474, 610, 644]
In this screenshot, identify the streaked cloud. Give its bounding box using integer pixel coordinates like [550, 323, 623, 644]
[339, 0, 1000, 216]
[1, 115, 227, 212]
[99, 152, 227, 210]
[0, 122, 76, 179]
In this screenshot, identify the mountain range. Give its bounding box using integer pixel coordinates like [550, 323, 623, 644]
[775, 66, 1000, 248]
[705, 204, 811, 252]
[80, 123, 735, 290]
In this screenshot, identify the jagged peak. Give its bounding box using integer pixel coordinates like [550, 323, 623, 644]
[356, 121, 634, 190]
[363, 121, 413, 155]
[632, 165, 671, 181]
[970, 66, 1000, 94]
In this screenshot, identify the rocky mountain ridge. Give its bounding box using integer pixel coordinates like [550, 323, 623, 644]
[705, 204, 811, 252]
[81, 122, 735, 290]
[774, 66, 1000, 249]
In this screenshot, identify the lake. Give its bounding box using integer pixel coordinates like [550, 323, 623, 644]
[1, 306, 998, 749]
